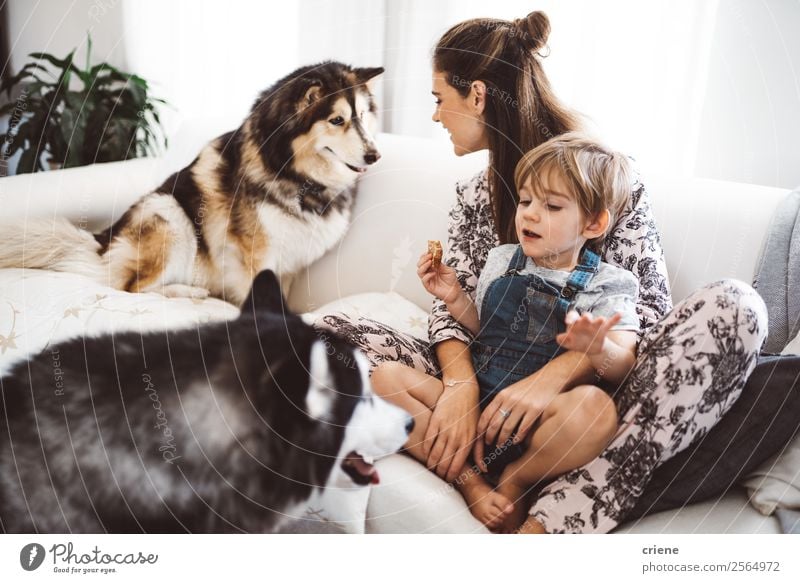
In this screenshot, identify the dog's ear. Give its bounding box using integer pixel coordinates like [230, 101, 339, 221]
[298, 78, 323, 111]
[240, 270, 286, 314]
[353, 67, 384, 90]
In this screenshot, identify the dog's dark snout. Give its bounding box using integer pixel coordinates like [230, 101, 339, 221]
[405, 417, 415, 434]
[364, 151, 381, 165]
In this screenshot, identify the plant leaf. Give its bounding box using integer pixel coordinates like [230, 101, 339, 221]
[1, 70, 33, 95]
[89, 63, 131, 88]
[86, 33, 92, 73]
[61, 92, 91, 167]
[127, 73, 148, 89]
[89, 61, 125, 78]
[29, 50, 74, 71]
[7, 36, 171, 171]
[0, 62, 52, 92]
[54, 50, 77, 94]
[19, 61, 53, 79]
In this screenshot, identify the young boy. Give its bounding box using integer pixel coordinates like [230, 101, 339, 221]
[371, 133, 640, 532]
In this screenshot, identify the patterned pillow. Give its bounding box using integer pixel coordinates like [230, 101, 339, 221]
[303, 291, 429, 341]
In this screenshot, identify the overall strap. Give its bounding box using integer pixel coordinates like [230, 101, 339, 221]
[505, 244, 529, 274]
[561, 248, 601, 300]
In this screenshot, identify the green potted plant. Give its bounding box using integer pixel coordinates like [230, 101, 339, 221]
[0, 36, 168, 174]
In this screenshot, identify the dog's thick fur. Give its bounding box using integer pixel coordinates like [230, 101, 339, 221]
[0, 270, 411, 533]
[0, 61, 383, 304]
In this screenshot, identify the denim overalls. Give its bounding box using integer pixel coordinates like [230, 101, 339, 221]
[471, 245, 600, 471]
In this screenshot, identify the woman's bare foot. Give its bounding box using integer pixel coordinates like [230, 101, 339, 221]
[455, 470, 513, 530]
[515, 516, 547, 534]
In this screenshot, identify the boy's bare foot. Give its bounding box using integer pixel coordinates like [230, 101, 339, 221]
[494, 473, 531, 533]
[456, 470, 513, 530]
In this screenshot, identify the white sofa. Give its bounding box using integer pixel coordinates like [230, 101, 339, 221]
[0, 128, 792, 534]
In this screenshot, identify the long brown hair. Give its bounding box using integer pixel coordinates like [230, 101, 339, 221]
[433, 11, 581, 243]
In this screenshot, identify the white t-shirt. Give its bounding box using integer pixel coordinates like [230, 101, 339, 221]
[475, 244, 640, 331]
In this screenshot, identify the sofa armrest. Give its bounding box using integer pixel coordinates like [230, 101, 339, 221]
[0, 157, 167, 232]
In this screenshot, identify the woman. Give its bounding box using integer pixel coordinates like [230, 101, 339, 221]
[318, 11, 770, 534]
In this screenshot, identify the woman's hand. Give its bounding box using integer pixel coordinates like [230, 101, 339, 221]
[556, 311, 622, 355]
[424, 381, 479, 482]
[417, 252, 463, 305]
[472, 351, 594, 472]
[473, 379, 557, 471]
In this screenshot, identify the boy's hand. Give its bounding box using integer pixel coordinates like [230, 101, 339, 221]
[417, 252, 462, 304]
[556, 311, 622, 355]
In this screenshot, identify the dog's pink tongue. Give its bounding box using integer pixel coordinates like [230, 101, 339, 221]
[353, 457, 380, 485]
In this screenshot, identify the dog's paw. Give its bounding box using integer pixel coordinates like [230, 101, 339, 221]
[161, 284, 211, 300]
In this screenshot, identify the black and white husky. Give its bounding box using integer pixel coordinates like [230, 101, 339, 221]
[0, 270, 412, 533]
[0, 61, 383, 305]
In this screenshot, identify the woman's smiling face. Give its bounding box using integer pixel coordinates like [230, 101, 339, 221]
[431, 70, 489, 156]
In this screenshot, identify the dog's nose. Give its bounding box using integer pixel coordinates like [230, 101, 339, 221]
[405, 417, 415, 434]
[364, 151, 381, 165]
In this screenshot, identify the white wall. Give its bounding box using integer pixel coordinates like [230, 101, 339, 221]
[2, 0, 798, 189]
[121, 0, 300, 136]
[5, 0, 127, 73]
[2, 0, 300, 149]
[694, 0, 800, 189]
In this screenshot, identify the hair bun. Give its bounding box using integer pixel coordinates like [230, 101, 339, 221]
[514, 11, 550, 54]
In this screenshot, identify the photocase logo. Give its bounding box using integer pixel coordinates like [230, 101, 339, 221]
[19, 543, 46, 571]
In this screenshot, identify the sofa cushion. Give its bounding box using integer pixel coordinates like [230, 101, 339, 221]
[277, 485, 370, 534]
[365, 454, 778, 534]
[736, 338, 800, 518]
[744, 444, 800, 516]
[615, 489, 781, 534]
[782, 329, 800, 356]
[0, 268, 239, 376]
[366, 454, 488, 534]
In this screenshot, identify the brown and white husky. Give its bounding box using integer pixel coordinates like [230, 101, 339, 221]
[0, 61, 384, 305]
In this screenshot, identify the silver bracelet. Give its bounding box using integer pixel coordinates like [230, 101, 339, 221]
[443, 378, 475, 388]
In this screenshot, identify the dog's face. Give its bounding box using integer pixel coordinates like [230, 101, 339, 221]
[238, 270, 411, 490]
[252, 62, 384, 189]
[306, 342, 412, 488]
[302, 84, 381, 175]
